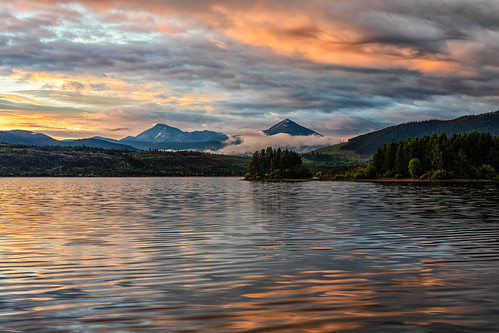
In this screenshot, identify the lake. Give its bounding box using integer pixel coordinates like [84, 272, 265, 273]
[0, 178, 498, 332]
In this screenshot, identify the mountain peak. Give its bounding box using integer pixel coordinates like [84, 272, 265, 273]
[264, 119, 322, 136]
[153, 123, 172, 127]
[121, 123, 228, 143]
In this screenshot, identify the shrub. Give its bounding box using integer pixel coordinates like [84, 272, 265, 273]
[431, 169, 455, 180]
[363, 165, 376, 179]
[477, 164, 497, 180]
[419, 171, 432, 179]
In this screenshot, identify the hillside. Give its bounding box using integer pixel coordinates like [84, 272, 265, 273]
[64, 138, 137, 150]
[0, 144, 249, 177]
[0, 130, 137, 150]
[342, 111, 499, 155]
[0, 130, 59, 146]
[318, 132, 499, 181]
[309, 110, 499, 160]
[303, 142, 370, 162]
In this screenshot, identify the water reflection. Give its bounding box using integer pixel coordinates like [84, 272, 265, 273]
[0, 178, 498, 332]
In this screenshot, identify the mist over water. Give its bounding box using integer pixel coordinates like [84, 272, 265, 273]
[0, 178, 498, 332]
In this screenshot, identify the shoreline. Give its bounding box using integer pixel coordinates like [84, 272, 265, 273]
[321, 178, 497, 183]
[347, 178, 496, 183]
[245, 177, 497, 183]
[1, 175, 496, 183]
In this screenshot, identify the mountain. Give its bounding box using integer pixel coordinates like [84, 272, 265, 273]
[89, 136, 122, 143]
[309, 110, 499, 159]
[0, 130, 59, 146]
[0, 124, 228, 151]
[125, 124, 185, 142]
[264, 119, 322, 136]
[117, 123, 229, 151]
[122, 123, 228, 143]
[0, 130, 135, 150]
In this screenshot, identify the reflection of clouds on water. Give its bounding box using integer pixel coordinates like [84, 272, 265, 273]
[0, 179, 498, 331]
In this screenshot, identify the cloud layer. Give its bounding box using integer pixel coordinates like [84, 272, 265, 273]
[215, 130, 336, 155]
[1, 0, 498, 143]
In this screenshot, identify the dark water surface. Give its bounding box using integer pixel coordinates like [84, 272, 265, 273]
[0, 178, 498, 332]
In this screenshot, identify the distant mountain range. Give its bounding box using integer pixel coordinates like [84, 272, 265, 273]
[0, 119, 322, 151]
[0, 130, 139, 150]
[0, 130, 59, 146]
[2, 112, 496, 155]
[0, 124, 229, 151]
[264, 119, 322, 136]
[118, 124, 228, 151]
[309, 110, 499, 161]
[122, 123, 228, 143]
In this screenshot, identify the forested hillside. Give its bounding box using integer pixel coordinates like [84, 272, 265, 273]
[342, 111, 499, 155]
[321, 132, 499, 180]
[370, 132, 499, 179]
[0, 144, 249, 176]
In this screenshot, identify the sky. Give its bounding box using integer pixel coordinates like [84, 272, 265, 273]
[1, 0, 499, 142]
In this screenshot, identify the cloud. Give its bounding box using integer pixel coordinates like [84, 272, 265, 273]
[215, 130, 337, 155]
[61, 81, 85, 90]
[0, 0, 498, 140]
[81, 102, 227, 138]
[320, 115, 388, 136]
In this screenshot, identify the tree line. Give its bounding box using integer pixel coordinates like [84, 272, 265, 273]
[341, 110, 499, 155]
[0, 144, 250, 177]
[245, 147, 312, 180]
[321, 132, 499, 180]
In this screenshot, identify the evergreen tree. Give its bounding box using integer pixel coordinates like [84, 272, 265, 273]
[367, 132, 499, 180]
[408, 158, 421, 178]
[245, 147, 311, 180]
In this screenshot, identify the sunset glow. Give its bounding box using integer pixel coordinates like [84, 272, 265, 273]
[1, 0, 498, 139]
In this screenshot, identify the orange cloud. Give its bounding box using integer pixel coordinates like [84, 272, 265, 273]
[3, 0, 496, 141]
[7, 0, 473, 76]
[1, 67, 228, 139]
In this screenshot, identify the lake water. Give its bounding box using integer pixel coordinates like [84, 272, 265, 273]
[0, 178, 498, 332]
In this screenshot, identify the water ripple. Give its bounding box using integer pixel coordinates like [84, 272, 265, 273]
[0, 178, 498, 332]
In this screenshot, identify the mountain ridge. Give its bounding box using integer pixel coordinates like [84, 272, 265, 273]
[0, 123, 230, 151]
[0, 130, 137, 150]
[264, 119, 322, 136]
[309, 110, 499, 160]
[122, 123, 228, 144]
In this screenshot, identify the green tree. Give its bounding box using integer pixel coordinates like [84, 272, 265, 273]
[477, 164, 497, 180]
[371, 144, 386, 176]
[384, 142, 397, 176]
[408, 158, 421, 178]
[367, 132, 499, 180]
[245, 147, 311, 180]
